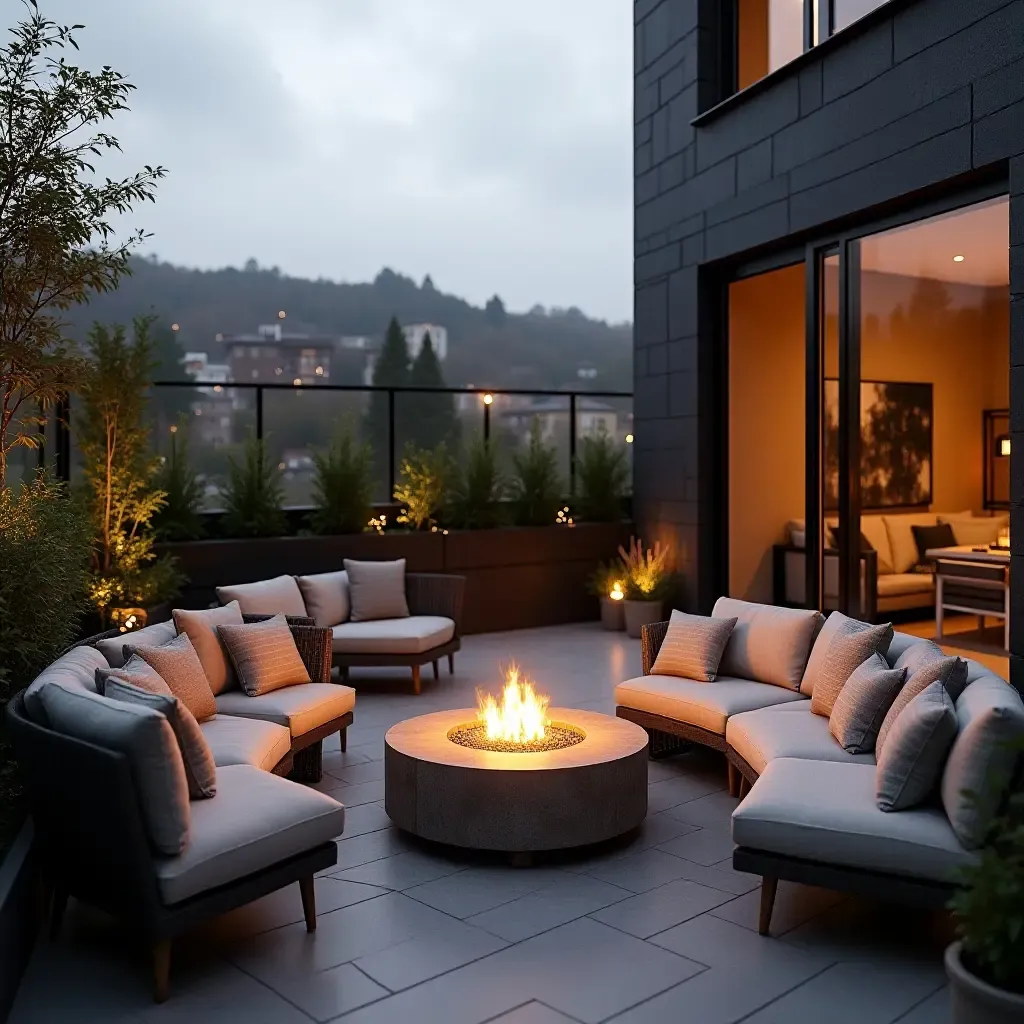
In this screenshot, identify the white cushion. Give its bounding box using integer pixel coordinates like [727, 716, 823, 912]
[877, 573, 934, 598]
[883, 514, 938, 574]
[614, 675, 806, 736]
[216, 575, 308, 618]
[938, 513, 1009, 548]
[23, 645, 109, 723]
[154, 765, 345, 904]
[200, 714, 292, 772]
[732, 758, 974, 883]
[296, 571, 350, 628]
[726, 702, 875, 775]
[712, 598, 824, 691]
[95, 620, 176, 668]
[215, 683, 355, 738]
[331, 615, 454, 655]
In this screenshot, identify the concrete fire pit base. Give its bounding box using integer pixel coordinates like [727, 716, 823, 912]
[384, 708, 649, 855]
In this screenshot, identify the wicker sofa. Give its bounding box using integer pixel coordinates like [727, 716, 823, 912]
[615, 598, 1024, 936]
[6, 616, 350, 1001]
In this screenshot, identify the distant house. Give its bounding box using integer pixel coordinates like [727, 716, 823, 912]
[223, 324, 337, 386]
[498, 397, 619, 443]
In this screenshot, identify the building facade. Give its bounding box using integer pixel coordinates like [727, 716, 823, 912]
[633, 0, 1024, 685]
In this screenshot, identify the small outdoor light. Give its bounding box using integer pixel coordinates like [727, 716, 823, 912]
[169, 424, 178, 434]
[110, 607, 148, 634]
[293, 377, 302, 386]
[315, 365, 324, 376]
[609, 582, 624, 602]
[625, 433, 634, 444]
[998, 434, 1011, 457]
[213, 384, 223, 393]
[483, 393, 494, 406]
[278, 310, 287, 319]
[171, 323, 180, 332]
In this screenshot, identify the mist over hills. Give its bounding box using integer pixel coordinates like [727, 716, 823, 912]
[64, 258, 634, 392]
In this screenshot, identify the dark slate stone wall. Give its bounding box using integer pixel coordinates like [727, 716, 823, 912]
[633, 0, 1024, 685]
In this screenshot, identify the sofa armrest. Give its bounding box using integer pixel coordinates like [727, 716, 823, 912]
[406, 573, 466, 633]
[641, 620, 670, 675]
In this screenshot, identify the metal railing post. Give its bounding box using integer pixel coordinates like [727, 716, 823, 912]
[483, 401, 491, 443]
[569, 393, 577, 496]
[255, 385, 264, 440]
[388, 389, 396, 499]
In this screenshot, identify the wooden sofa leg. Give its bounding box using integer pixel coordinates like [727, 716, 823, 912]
[432, 659, 439, 680]
[727, 762, 740, 798]
[738, 776, 751, 798]
[448, 653, 455, 675]
[153, 940, 171, 1003]
[758, 877, 778, 936]
[411, 665, 421, 695]
[340, 728, 347, 752]
[299, 876, 317, 933]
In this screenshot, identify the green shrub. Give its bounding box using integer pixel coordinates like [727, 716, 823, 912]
[221, 431, 287, 538]
[395, 443, 451, 531]
[154, 423, 206, 541]
[510, 420, 563, 527]
[447, 438, 505, 529]
[575, 430, 629, 522]
[311, 423, 374, 535]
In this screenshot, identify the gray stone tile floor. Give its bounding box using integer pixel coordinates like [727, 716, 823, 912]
[11, 624, 954, 1023]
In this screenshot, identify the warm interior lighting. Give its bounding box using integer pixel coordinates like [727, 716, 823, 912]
[998, 435, 1011, 457]
[625, 433, 634, 444]
[293, 378, 302, 386]
[483, 393, 494, 405]
[952, 254, 966, 262]
[609, 583, 624, 601]
[477, 665, 549, 744]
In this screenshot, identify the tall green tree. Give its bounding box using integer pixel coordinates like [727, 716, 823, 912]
[408, 333, 458, 451]
[0, 2, 166, 486]
[365, 316, 410, 491]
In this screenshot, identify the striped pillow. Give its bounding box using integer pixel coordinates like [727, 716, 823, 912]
[216, 614, 311, 697]
[126, 632, 218, 723]
[809, 620, 894, 718]
[651, 610, 738, 682]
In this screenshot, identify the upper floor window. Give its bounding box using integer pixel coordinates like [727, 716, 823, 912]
[735, 0, 889, 91]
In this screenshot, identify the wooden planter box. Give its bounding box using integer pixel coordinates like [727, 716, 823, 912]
[157, 522, 633, 635]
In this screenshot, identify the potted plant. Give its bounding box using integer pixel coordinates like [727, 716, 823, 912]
[618, 536, 672, 638]
[946, 745, 1024, 1023]
[588, 561, 626, 631]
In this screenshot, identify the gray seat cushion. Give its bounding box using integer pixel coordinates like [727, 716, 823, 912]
[199, 714, 292, 772]
[95, 620, 176, 668]
[214, 683, 355, 738]
[154, 765, 345, 904]
[614, 675, 806, 737]
[727, 701, 875, 775]
[732, 758, 974, 883]
[331, 615, 454, 656]
[23, 645, 111, 724]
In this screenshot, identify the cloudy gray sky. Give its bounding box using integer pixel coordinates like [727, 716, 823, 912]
[41, 0, 633, 323]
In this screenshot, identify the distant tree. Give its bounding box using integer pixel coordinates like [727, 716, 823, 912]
[243, 258, 259, 273]
[485, 295, 507, 328]
[422, 274, 436, 292]
[365, 317, 410, 489]
[408, 333, 458, 451]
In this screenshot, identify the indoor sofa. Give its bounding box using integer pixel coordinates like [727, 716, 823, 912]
[615, 598, 1024, 935]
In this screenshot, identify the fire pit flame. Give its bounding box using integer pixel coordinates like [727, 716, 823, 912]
[478, 665, 549, 744]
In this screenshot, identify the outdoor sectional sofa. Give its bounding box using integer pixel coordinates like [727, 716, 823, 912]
[6, 615, 353, 1000]
[615, 598, 1024, 936]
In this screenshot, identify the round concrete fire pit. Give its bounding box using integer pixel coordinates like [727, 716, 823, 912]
[384, 708, 649, 855]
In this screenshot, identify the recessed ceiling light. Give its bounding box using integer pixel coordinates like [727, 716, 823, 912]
[953, 254, 965, 262]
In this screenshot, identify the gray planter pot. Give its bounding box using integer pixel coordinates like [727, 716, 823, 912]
[946, 941, 1024, 1024]
[623, 599, 663, 638]
[599, 596, 626, 631]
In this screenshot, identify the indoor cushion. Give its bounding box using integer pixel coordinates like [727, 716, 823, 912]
[911, 523, 955, 564]
[801, 611, 893, 698]
[105, 678, 217, 800]
[877, 573, 934, 598]
[712, 598, 824, 691]
[95, 619, 176, 669]
[38, 683, 190, 856]
[154, 765, 345, 904]
[808, 618, 894, 717]
[344, 559, 410, 622]
[199, 714, 292, 772]
[726, 701, 874, 775]
[331, 615, 454, 655]
[877, 643, 968, 753]
[173, 602, 244, 695]
[95, 654, 170, 697]
[615, 675, 805, 737]
[650, 610, 737, 682]
[214, 682, 356, 738]
[941, 674, 1024, 849]
[938, 513, 1009, 548]
[883, 514, 938, 574]
[23, 645, 109, 724]
[216, 615, 311, 696]
[126, 632, 218, 723]
[876, 681, 958, 812]
[828, 653, 905, 754]
[216, 575, 308, 618]
[296, 571, 350, 628]
[860, 516, 895, 575]
[732, 758, 975, 883]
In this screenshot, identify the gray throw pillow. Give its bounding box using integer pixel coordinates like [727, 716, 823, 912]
[38, 682, 190, 854]
[296, 571, 350, 628]
[105, 678, 217, 800]
[809, 620, 895, 718]
[126, 632, 218, 723]
[344, 559, 410, 622]
[801, 611, 893, 698]
[95, 619, 176, 668]
[940, 675, 1024, 848]
[216, 614, 311, 696]
[650, 610, 737, 682]
[172, 602, 244, 695]
[876, 646, 968, 754]
[828, 653, 906, 754]
[876, 681, 958, 812]
[95, 654, 170, 696]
